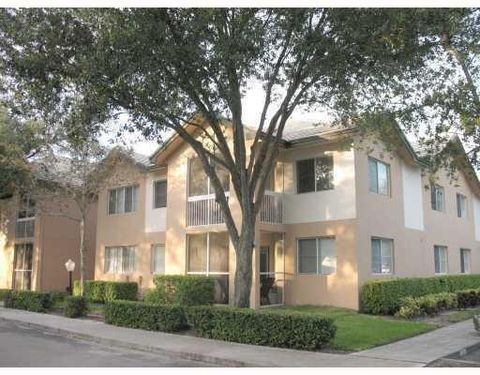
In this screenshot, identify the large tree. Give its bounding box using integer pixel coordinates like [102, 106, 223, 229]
[0, 8, 477, 306]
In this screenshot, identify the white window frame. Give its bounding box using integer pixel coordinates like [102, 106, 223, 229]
[296, 153, 335, 194]
[151, 244, 166, 274]
[460, 248, 471, 274]
[104, 246, 137, 274]
[368, 157, 391, 196]
[107, 185, 139, 215]
[153, 179, 168, 209]
[371, 237, 394, 275]
[431, 184, 445, 212]
[296, 236, 337, 275]
[434, 245, 448, 275]
[456, 193, 467, 218]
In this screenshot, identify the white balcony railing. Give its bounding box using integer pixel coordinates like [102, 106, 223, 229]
[260, 191, 283, 224]
[186, 193, 229, 227]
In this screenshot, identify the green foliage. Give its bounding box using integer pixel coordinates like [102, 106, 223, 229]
[74, 280, 137, 303]
[64, 296, 88, 318]
[104, 300, 187, 332]
[395, 292, 458, 319]
[0, 288, 11, 301]
[361, 275, 480, 314]
[3, 290, 53, 312]
[146, 275, 215, 306]
[186, 306, 336, 351]
[49, 291, 68, 305]
[104, 282, 138, 302]
[456, 289, 480, 308]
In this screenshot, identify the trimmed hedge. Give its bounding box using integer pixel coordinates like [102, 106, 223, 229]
[104, 300, 187, 332]
[456, 289, 480, 308]
[145, 275, 214, 306]
[64, 296, 88, 318]
[74, 281, 138, 303]
[4, 290, 53, 313]
[395, 292, 458, 319]
[361, 275, 480, 314]
[0, 289, 11, 301]
[186, 306, 336, 351]
[49, 291, 68, 305]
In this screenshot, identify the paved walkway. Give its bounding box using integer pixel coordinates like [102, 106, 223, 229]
[0, 307, 478, 367]
[353, 319, 480, 365]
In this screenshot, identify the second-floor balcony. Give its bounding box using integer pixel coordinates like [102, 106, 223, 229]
[187, 193, 229, 227]
[186, 190, 283, 227]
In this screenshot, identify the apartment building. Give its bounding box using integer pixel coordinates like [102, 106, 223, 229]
[94, 120, 480, 310]
[0, 160, 97, 292]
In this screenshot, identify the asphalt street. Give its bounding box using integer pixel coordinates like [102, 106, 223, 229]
[0, 319, 211, 367]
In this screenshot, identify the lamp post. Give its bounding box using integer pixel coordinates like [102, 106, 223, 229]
[65, 259, 75, 295]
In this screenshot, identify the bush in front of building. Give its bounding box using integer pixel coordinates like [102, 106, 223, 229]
[0, 289, 11, 301]
[3, 290, 54, 313]
[64, 296, 88, 318]
[104, 282, 138, 302]
[186, 305, 337, 351]
[395, 292, 458, 319]
[104, 300, 187, 332]
[456, 289, 480, 308]
[49, 291, 68, 305]
[145, 275, 215, 306]
[74, 280, 138, 303]
[361, 274, 480, 315]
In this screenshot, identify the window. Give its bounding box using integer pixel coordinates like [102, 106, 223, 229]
[154, 180, 167, 208]
[13, 243, 33, 290]
[188, 157, 229, 197]
[297, 237, 336, 275]
[104, 246, 136, 274]
[369, 157, 391, 196]
[296, 154, 334, 193]
[16, 197, 35, 239]
[460, 249, 471, 274]
[431, 184, 445, 212]
[434, 245, 448, 274]
[371, 238, 394, 274]
[108, 185, 139, 214]
[151, 244, 165, 274]
[456, 193, 467, 218]
[187, 232, 229, 304]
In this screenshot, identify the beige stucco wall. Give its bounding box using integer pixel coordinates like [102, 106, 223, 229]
[354, 138, 480, 293]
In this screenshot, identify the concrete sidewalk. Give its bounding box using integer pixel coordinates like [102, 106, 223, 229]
[0, 307, 419, 367]
[353, 319, 480, 366]
[2, 307, 479, 367]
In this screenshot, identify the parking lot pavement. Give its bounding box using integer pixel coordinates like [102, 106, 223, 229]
[0, 320, 212, 367]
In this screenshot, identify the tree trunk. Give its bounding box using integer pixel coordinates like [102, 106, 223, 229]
[79, 215, 86, 296]
[233, 220, 255, 307]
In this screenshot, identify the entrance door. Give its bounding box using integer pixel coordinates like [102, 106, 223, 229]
[13, 243, 33, 290]
[260, 246, 270, 274]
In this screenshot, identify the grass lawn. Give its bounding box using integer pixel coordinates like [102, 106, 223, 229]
[275, 305, 435, 352]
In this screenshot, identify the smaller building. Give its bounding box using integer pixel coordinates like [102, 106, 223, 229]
[0, 161, 97, 292]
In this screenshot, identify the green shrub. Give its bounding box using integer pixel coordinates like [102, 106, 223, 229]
[74, 281, 137, 303]
[361, 274, 480, 314]
[0, 289, 11, 301]
[64, 296, 88, 318]
[4, 290, 53, 313]
[74, 280, 106, 302]
[147, 275, 215, 306]
[395, 292, 458, 319]
[186, 306, 336, 351]
[49, 291, 68, 305]
[104, 300, 187, 332]
[104, 282, 138, 302]
[456, 289, 480, 308]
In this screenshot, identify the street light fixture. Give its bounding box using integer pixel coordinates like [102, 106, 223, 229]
[65, 259, 75, 295]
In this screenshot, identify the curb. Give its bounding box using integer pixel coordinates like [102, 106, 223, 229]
[0, 316, 252, 367]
